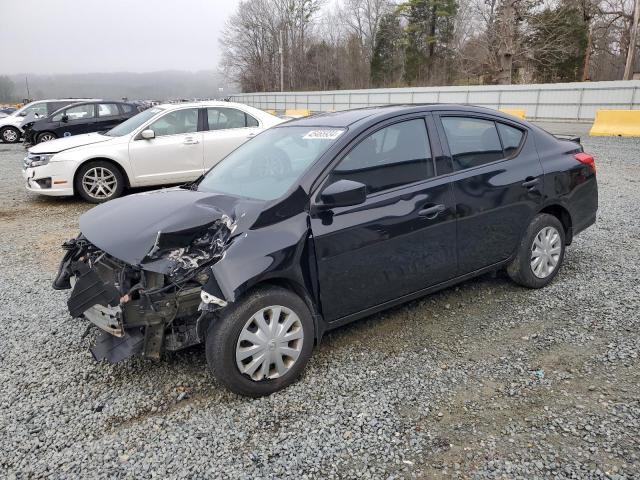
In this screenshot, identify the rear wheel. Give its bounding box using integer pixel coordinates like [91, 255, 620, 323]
[37, 132, 57, 143]
[507, 213, 565, 288]
[0, 126, 20, 143]
[74, 160, 124, 203]
[205, 286, 314, 397]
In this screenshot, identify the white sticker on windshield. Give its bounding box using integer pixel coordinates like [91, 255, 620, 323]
[303, 129, 344, 140]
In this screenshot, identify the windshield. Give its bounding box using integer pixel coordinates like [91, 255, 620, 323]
[15, 102, 47, 117]
[197, 126, 345, 201]
[104, 107, 164, 137]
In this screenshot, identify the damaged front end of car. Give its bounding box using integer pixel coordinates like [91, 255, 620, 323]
[53, 214, 236, 363]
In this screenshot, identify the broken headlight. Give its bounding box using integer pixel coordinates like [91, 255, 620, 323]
[27, 153, 54, 168]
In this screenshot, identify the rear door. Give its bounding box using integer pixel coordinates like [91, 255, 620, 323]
[434, 112, 543, 273]
[311, 115, 457, 322]
[202, 107, 261, 169]
[94, 103, 124, 131]
[128, 107, 204, 185]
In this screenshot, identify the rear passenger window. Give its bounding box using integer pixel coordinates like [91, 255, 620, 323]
[330, 119, 434, 194]
[442, 117, 503, 170]
[246, 114, 259, 127]
[207, 107, 250, 130]
[98, 103, 119, 117]
[497, 123, 524, 157]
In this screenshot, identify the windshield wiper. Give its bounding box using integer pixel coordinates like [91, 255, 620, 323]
[181, 174, 204, 191]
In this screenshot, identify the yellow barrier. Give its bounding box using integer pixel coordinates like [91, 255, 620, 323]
[264, 109, 277, 115]
[499, 109, 526, 119]
[589, 109, 640, 137]
[285, 109, 311, 118]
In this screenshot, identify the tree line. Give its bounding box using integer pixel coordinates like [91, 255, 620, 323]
[0, 72, 235, 103]
[220, 0, 640, 92]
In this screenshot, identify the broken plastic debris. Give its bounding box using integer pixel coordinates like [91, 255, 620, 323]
[200, 290, 227, 307]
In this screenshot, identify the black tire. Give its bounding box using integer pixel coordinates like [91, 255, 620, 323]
[74, 160, 125, 203]
[37, 131, 57, 144]
[0, 126, 21, 143]
[206, 286, 314, 397]
[507, 213, 566, 288]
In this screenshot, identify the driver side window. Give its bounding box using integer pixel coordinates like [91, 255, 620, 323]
[53, 104, 95, 122]
[148, 108, 198, 136]
[330, 119, 434, 195]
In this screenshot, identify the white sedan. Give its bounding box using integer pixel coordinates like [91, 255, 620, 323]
[22, 101, 283, 202]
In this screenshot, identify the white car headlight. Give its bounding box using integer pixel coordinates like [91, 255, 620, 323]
[25, 153, 55, 168]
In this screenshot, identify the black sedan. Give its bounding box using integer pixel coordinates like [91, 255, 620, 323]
[53, 105, 598, 397]
[23, 101, 140, 144]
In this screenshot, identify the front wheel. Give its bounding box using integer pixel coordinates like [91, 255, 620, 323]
[507, 213, 566, 288]
[74, 160, 125, 203]
[0, 126, 20, 143]
[206, 286, 314, 397]
[37, 132, 57, 144]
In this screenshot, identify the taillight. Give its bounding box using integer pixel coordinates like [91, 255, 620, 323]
[575, 152, 596, 173]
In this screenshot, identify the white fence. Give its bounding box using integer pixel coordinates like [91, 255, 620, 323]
[229, 80, 640, 122]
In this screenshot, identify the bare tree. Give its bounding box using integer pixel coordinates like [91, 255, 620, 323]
[624, 0, 640, 77]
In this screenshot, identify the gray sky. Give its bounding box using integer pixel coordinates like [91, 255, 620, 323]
[0, 0, 241, 74]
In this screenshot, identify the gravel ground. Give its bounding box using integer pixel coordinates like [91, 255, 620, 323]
[0, 131, 638, 479]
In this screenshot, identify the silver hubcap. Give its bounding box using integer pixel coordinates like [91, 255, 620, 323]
[530, 226, 561, 278]
[236, 305, 304, 381]
[82, 167, 117, 199]
[3, 129, 17, 142]
[39, 134, 54, 142]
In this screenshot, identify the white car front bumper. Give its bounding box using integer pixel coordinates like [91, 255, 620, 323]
[22, 160, 76, 197]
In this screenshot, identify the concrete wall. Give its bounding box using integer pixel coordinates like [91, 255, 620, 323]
[229, 80, 640, 122]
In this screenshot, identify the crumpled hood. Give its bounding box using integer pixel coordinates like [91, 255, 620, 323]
[79, 188, 262, 272]
[29, 132, 114, 154]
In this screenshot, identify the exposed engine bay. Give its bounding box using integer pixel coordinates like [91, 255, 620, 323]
[53, 215, 236, 363]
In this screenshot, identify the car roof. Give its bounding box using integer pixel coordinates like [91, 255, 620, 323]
[30, 98, 100, 103]
[157, 100, 259, 110]
[55, 100, 131, 106]
[282, 104, 524, 128]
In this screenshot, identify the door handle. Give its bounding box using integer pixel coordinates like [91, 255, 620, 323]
[183, 137, 199, 145]
[246, 132, 257, 139]
[522, 177, 540, 189]
[418, 204, 446, 219]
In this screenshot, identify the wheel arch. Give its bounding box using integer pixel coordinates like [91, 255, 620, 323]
[72, 157, 131, 192]
[206, 276, 325, 345]
[539, 203, 573, 245]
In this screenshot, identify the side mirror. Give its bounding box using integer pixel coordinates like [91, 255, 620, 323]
[18, 112, 26, 117]
[319, 179, 367, 209]
[61, 114, 69, 123]
[140, 129, 155, 140]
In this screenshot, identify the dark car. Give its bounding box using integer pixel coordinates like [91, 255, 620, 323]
[53, 105, 598, 397]
[23, 101, 140, 144]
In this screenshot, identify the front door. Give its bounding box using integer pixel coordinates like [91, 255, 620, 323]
[311, 116, 457, 322]
[435, 113, 544, 273]
[128, 107, 204, 185]
[58, 103, 96, 136]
